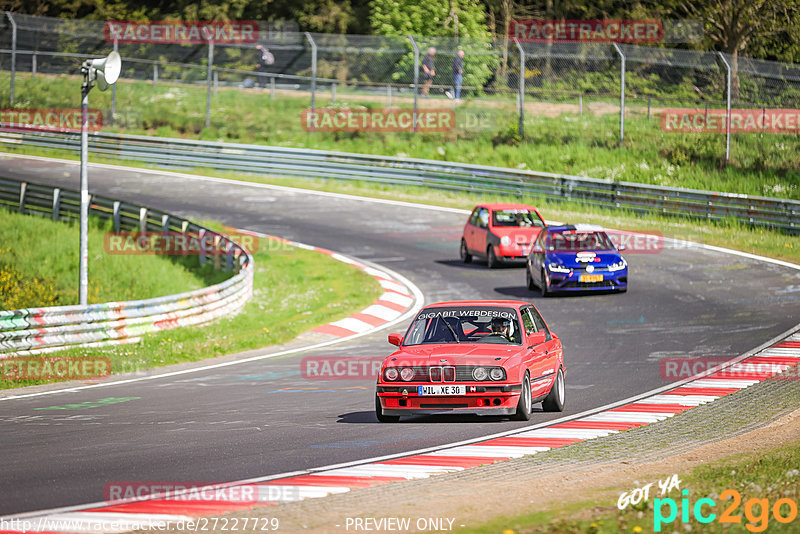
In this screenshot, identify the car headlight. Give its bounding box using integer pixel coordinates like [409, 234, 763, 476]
[489, 367, 505, 381]
[384, 368, 399, 381]
[400, 367, 415, 381]
[548, 262, 571, 273]
[608, 258, 627, 272]
[500, 236, 511, 246]
[472, 367, 488, 381]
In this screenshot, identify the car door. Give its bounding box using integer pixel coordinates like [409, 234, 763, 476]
[528, 306, 559, 380]
[520, 307, 550, 396]
[529, 230, 547, 286]
[463, 207, 481, 253]
[472, 207, 490, 255]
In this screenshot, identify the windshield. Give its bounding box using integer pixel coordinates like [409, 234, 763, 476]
[548, 231, 615, 252]
[492, 209, 544, 228]
[403, 307, 522, 346]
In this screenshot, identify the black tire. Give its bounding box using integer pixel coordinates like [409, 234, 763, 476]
[540, 268, 549, 297]
[375, 395, 400, 423]
[487, 246, 499, 269]
[526, 267, 536, 290]
[460, 239, 472, 264]
[514, 373, 532, 421]
[542, 368, 565, 412]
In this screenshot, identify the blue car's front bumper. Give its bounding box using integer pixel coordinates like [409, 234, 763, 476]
[546, 268, 628, 292]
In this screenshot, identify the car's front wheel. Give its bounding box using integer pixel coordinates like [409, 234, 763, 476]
[375, 395, 400, 423]
[526, 268, 536, 290]
[487, 246, 499, 269]
[540, 268, 550, 297]
[514, 373, 532, 421]
[542, 368, 565, 412]
[460, 239, 472, 264]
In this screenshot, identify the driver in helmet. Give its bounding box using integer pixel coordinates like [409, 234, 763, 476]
[491, 316, 512, 340]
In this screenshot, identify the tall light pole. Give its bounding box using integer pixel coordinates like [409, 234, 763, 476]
[79, 51, 121, 305]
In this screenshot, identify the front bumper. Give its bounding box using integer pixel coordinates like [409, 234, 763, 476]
[546, 268, 628, 292]
[377, 384, 522, 416]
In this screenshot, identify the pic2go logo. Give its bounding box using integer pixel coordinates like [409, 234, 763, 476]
[654, 489, 799, 532]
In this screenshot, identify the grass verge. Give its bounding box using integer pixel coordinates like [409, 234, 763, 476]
[456, 437, 800, 534]
[1, 71, 798, 200]
[0, 215, 384, 390]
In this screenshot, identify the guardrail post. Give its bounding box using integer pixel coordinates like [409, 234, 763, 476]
[7, 12, 17, 105]
[18, 181, 26, 213]
[112, 201, 121, 231]
[225, 241, 234, 270]
[213, 235, 221, 270]
[305, 33, 317, 132]
[32, 53, 37, 78]
[139, 207, 148, 233]
[52, 188, 61, 221]
[111, 38, 118, 125]
[612, 43, 625, 146]
[408, 35, 419, 133]
[153, 63, 158, 88]
[161, 214, 169, 232]
[205, 41, 214, 128]
[199, 229, 207, 266]
[514, 38, 525, 138]
[718, 52, 732, 164]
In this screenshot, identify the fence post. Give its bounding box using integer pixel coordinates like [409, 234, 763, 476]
[718, 52, 732, 164]
[387, 84, 392, 107]
[647, 96, 651, 119]
[213, 70, 218, 96]
[305, 32, 317, 133]
[514, 38, 525, 138]
[110, 38, 118, 124]
[32, 53, 37, 77]
[612, 43, 625, 146]
[7, 12, 17, 105]
[331, 82, 336, 103]
[52, 188, 61, 221]
[408, 35, 419, 133]
[205, 41, 214, 128]
[270, 76, 275, 99]
[579, 93, 583, 116]
[153, 63, 158, 88]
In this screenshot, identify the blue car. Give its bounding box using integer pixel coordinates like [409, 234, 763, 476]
[526, 225, 628, 296]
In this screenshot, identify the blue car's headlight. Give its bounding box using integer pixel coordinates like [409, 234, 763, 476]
[607, 258, 627, 272]
[548, 262, 571, 273]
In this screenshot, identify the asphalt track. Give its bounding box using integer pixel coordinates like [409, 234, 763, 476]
[0, 155, 798, 516]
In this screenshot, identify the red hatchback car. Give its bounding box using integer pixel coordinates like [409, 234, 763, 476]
[375, 300, 565, 422]
[460, 203, 547, 268]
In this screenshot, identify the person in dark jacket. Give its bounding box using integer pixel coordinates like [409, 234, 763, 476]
[421, 47, 436, 96]
[447, 48, 465, 100]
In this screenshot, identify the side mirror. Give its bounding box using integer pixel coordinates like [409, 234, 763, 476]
[388, 333, 403, 347]
[618, 244, 627, 252]
[528, 331, 546, 346]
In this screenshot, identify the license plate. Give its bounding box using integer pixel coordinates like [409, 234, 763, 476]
[418, 385, 466, 396]
[580, 274, 604, 283]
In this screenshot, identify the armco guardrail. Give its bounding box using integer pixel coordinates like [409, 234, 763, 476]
[1, 130, 799, 232]
[0, 176, 254, 354]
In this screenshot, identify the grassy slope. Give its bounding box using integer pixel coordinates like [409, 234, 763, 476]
[0, 215, 384, 389]
[1, 72, 798, 200]
[0, 208, 227, 309]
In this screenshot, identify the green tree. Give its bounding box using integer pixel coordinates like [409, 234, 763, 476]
[370, 0, 497, 92]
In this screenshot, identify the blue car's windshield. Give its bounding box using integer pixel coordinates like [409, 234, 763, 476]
[548, 231, 615, 252]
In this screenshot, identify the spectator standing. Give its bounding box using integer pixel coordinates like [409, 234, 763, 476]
[447, 48, 464, 100]
[421, 47, 436, 97]
[255, 44, 274, 87]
